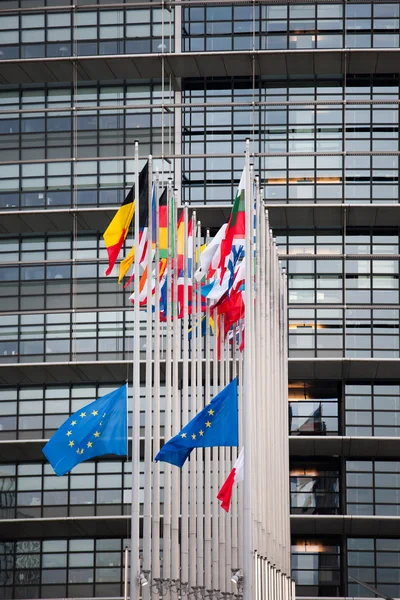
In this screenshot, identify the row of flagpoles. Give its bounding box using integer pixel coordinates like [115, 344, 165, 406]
[42, 140, 294, 600]
[123, 142, 293, 600]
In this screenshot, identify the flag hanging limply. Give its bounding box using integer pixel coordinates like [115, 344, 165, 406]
[103, 162, 148, 276]
[218, 167, 246, 281]
[118, 226, 148, 284]
[155, 378, 238, 467]
[194, 223, 227, 282]
[43, 385, 128, 476]
[176, 210, 193, 275]
[188, 314, 214, 340]
[217, 446, 244, 512]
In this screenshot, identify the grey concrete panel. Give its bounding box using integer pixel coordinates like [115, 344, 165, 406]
[288, 358, 400, 380]
[78, 59, 117, 81]
[258, 53, 288, 77]
[0, 516, 130, 540]
[265, 204, 400, 230]
[291, 515, 400, 536]
[348, 51, 379, 75]
[290, 436, 400, 458]
[0, 439, 136, 463]
[0, 361, 150, 386]
[314, 52, 343, 75]
[0, 208, 117, 234]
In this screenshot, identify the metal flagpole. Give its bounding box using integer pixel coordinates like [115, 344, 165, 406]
[163, 178, 173, 588]
[181, 203, 190, 586]
[195, 217, 205, 589]
[171, 187, 181, 595]
[265, 222, 272, 562]
[189, 209, 197, 588]
[204, 228, 212, 592]
[218, 313, 226, 593]
[151, 168, 161, 593]
[130, 140, 141, 600]
[237, 316, 244, 574]
[283, 268, 290, 576]
[254, 174, 262, 555]
[271, 237, 279, 566]
[243, 139, 254, 600]
[231, 319, 239, 576]
[224, 323, 232, 592]
[258, 195, 267, 559]
[211, 294, 219, 591]
[143, 156, 153, 600]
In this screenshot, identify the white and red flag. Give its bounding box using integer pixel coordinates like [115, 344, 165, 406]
[217, 446, 244, 512]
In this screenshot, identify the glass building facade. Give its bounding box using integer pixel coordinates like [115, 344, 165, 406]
[1, 0, 400, 598]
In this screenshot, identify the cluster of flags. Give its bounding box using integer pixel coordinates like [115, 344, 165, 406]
[103, 162, 248, 350]
[42, 162, 251, 512]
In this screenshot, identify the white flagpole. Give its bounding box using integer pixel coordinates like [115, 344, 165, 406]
[265, 221, 271, 562]
[162, 179, 173, 586]
[151, 168, 161, 592]
[218, 313, 226, 593]
[188, 210, 197, 587]
[181, 203, 190, 586]
[143, 156, 153, 600]
[211, 297, 219, 590]
[276, 242, 284, 570]
[272, 232, 279, 567]
[270, 228, 277, 563]
[254, 174, 262, 555]
[223, 320, 232, 593]
[204, 228, 212, 591]
[195, 218, 205, 588]
[283, 268, 290, 575]
[130, 140, 141, 600]
[171, 188, 181, 592]
[243, 139, 254, 600]
[237, 316, 244, 573]
[259, 194, 267, 559]
[231, 317, 238, 575]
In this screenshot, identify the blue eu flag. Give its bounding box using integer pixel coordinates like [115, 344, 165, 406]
[43, 384, 128, 476]
[155, 378, 238, 467]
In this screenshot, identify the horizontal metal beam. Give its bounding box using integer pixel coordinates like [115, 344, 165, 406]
[0, 438, 140, 462]
[0, 48, 399, 86]
[0, 98, 399, 116]
[290, 436, 400, 459]
[2, 435, 399, 463]
[0, 207, 115, 235]
[265, 204, 400, 230]
[0, 515, 130, 540]
[2, 204, 399, 235]
[2, 513, 400, 540]
[291, 514, 400, 536]
[0, 357, 399, 386]
[0, 0, 343, 15]
[289, 357, 400, 381]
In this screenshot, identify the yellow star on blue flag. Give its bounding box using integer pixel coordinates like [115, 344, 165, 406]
[42, 385, 127, 476]
[155, 378, 238, 467]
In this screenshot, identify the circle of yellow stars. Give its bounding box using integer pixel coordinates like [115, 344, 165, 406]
[180, 408, 214, 441]
[66, 410, 107, 456]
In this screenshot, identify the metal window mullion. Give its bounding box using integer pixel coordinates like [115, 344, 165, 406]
[343, 207, 347, 358]
[286, 94, 289, 200]
[372, 460, 377, 516]
[372, 383, 376, 437]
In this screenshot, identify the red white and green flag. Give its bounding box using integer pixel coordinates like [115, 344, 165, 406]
[218, 167, 246, 281]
